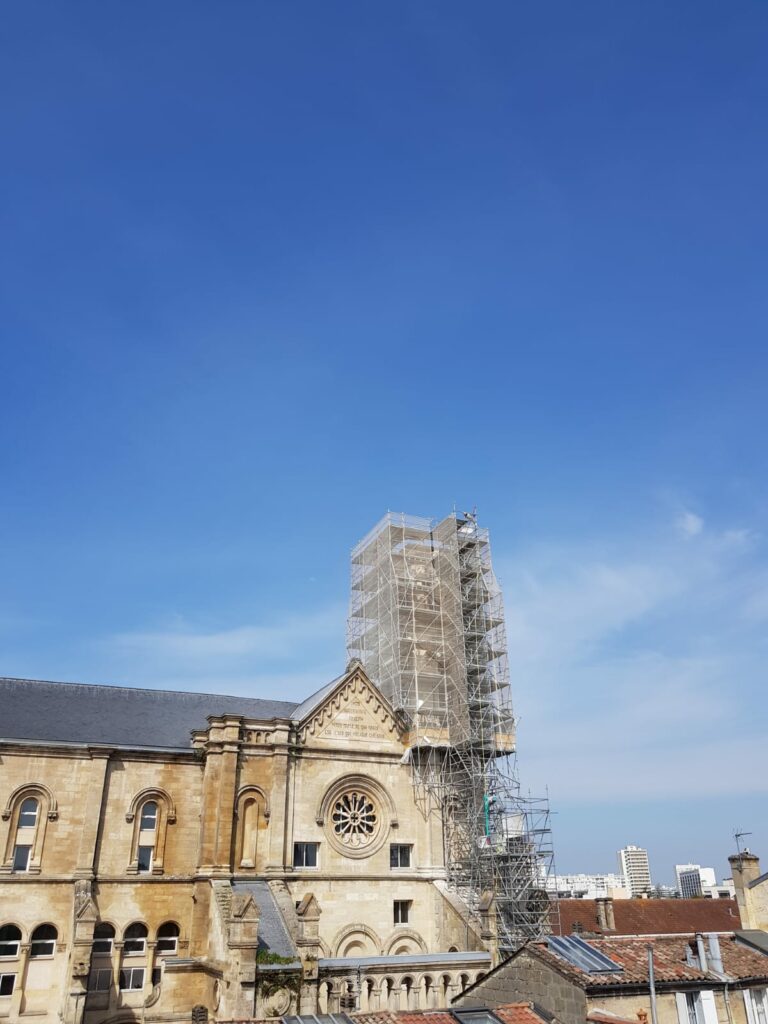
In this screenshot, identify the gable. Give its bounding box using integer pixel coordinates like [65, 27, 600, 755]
[297, 669, 403, 751]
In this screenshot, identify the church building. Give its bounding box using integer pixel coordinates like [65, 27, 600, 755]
[0, 664, 492, 1023]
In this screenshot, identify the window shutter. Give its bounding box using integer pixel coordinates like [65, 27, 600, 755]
[744, 992, 757, 1024]
[676, 993, 690, 1024]
[700, 990, 718, 1024]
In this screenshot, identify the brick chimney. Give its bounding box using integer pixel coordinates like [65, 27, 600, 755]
[728, 851, 761, 929]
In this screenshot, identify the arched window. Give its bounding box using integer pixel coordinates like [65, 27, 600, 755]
[156, 922, 179, 955]
[18, 799, 38, 828]
[30, 924, 57, 958]
[0, 925, 21, 958]
[125, 790, 175, 876]
[123, 923, 148, 955]
[1, 785, 57, 875]
[139, 801, 158, 831]
[93, 923, 115, 955]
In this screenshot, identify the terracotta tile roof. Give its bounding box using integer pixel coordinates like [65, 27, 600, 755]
[533, 934, 768, 989]
[553, 899, 740, 937]
[353, 1003, 547, 1024]
[220, 1003, 548, 1024]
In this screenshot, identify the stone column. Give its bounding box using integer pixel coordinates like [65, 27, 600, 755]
[198, 716, 243, 875]
[75, 752, 111, 878]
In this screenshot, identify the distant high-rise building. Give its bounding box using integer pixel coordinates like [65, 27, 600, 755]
[675, 864, 732, 899]
[546, 872, 629, 899]
[618, 845, 652, 896]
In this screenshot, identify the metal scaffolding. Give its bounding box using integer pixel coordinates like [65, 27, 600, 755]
[347, 511, 556, 953]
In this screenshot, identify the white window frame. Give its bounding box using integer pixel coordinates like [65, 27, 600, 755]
[123, 929, 147, 956]
[156, 935, 178, 955]
[139, 802, 158, 831]
[393, 899, 412, 925]
[136, 845, 153, 874]
[293, 842, 319, 868]
[30, 935, 56, 958]
[12, 845, 31, 873]
[18, 798, 39, 828]
[119, 966, 145, 991]
[0, 931, 21, 959]
[92, 933, 113, 955]
[0, 973, 16, 997]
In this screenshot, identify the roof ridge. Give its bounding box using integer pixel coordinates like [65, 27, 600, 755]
[0, 675, 299, 706]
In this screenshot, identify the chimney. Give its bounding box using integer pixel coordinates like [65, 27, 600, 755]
[596, 897, 616, 932]
[707, 934, 724, 975]
[728, 851, 761, 928]
[695, 933, 708, 973]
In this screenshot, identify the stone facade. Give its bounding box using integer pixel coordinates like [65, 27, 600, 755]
[730, 852, 768, 931]
[0, 665, 489, 1022]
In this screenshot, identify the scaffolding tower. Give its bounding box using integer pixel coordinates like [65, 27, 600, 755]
[347, 511, 556, 953]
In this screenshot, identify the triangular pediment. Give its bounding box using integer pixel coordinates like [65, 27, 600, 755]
[297, 664, 403, 749]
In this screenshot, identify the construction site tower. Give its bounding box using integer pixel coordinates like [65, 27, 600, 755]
[347, 510, 555, 953]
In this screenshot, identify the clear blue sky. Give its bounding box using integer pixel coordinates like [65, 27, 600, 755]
[2, 2, 767, 884]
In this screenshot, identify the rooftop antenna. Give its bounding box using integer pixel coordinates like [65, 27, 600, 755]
[734, 829, 753, 869]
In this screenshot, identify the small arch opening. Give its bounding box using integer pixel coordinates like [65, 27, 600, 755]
[30, 924, 57, 958]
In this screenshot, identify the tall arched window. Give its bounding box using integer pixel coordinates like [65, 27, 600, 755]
[0, 925, 21, 958]
[30, 925, 57, 958]
[125, 790, 175, 875]
[1, 785, 57, 875]
[156, 922, 180, 955]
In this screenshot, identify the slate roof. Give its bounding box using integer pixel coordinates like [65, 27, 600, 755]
[232, 881, 299, 961]
[553, 898, 740, 937]
[736, 931, 768, 956]
[534, 934, 768, 989]
[0, 676, 299, 750]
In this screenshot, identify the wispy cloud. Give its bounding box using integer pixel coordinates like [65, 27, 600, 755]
[676, 508, 704, 537]
[100, 604, 347, 699]
[498, 518, 768, 802]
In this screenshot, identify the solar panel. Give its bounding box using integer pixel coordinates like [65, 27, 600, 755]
[547, 935, 623, 974]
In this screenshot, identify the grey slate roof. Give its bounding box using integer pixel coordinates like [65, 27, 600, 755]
[736, 930, 768, 956]
[0, 676, 299, 750]
[233, 881, 299, 960]
[291, 673, 346, 721]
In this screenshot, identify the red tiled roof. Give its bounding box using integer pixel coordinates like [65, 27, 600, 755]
[353, 1003, 546, 1024]
[533, 934, 768, 989]
[552, 899, 740, 937]
[220, 1003, 547, 1024]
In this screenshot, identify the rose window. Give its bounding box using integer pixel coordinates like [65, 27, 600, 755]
[332, 791, 377, 848]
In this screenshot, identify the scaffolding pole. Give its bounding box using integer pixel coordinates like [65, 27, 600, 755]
[347, 511, 557, 952]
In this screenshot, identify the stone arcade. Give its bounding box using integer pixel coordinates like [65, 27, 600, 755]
[0, 664, 492, 1022]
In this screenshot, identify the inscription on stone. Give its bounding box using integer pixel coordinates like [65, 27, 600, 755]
[320, 702, 382, 741]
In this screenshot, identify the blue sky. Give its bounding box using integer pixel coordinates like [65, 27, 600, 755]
[1, 1, 767, 884]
